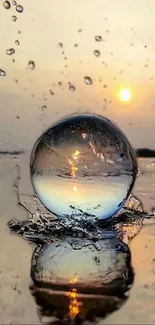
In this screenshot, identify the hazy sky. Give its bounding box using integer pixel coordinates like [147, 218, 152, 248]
[0, 0, 155, 151]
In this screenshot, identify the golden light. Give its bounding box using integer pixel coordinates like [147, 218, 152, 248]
[67, 150, 80, 178]
[119, 88, 132, 102]
[73, 185, 78, 192]
[72, 150, 80, 160]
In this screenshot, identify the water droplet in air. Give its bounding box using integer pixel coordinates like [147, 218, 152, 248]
[6, 48, 15, 55]
[15, 40, 20, 45]
[18, 30, 21, 34]
[49, 89, 54, 95]
[41, 105, 47, 111]
[12, 15, 17, 22]
[16, 4, 23, 12]
[94, 35, 102, 42]
[30, 114, 137, 220]
[0, 69, 6, 76]
[28, 61, 35, 69]
[84, 76, 93, 85]
[3, 1, 11, 9]
[12, 0, 16, 4]
[58, 42, 63, 48]
[93, 50, 101, 57]
[69, 84, 76, 92]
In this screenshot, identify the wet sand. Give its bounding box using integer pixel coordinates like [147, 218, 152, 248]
[0, 155, 155, 324]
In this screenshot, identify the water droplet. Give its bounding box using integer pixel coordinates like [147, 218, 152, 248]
[30, 114, 137, 220]
[16, 4, 23, 13]
[93, 50, 100, 57]
[3, 1, 11, 9]
[49, 89, 54, 95]
[12, 15, 17, 22]
[41, 105, 47, 111]
[0, 69, 6, 77]
[58, 82, 62, 86]
[6, 48, 15, 55]
[58, 42, 63, 48]
[28, 61, 35, 69]
[12, 0, 16, 4]
[78, 28, 82, 33]
[18, 30, 21, 34]
[15, 40, 20, 45]
[103, 84, 108, 88]
[69, 84, 76, 92]
[84, 76, 93, 85]
[94, 35, 102, 42]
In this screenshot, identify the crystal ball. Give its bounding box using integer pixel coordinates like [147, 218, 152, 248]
[30, 114, 137, 220]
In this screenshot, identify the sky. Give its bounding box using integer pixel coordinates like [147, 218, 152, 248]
[0, 0, 155, 151]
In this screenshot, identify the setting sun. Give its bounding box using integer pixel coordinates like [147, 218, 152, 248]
[119, 88, 132, 102]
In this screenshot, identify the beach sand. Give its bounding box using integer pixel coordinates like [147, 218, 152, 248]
[0, 154, 155, 324]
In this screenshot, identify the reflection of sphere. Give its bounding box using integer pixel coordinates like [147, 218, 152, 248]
[30, 114, 137, 220]
[30, 237, 134, 321]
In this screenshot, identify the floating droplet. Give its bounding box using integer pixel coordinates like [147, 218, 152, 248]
[69, 84, 76, 92]
[28, 61, 35, 69]
[12, 0, 16, 4]
[58, 42, 63, 48]
[0, 69, 6, 76]
[30, 114, 137, 220]
[49, 89, 54, 95]
[16, 4, 23, 13]
[93, 50, 101, 57]
[6, 48, 15, 55]
[94, 35, 102, 42]
[3, 1, 11, 9]
[18, 30, 21, 34]
[12, 15, 17, 22]
[84, 76, 93, 85]
[41, 105, 47, 111]
[15, 40, 20, 45]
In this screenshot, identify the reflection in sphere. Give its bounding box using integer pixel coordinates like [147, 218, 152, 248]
[30, 114, 137, 220]
[30, 236, 134, 322]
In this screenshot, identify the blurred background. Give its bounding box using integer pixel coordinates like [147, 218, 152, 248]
[0, 0, 155, 152]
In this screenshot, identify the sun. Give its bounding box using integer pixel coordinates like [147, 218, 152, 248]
[119, 88, 132, 102]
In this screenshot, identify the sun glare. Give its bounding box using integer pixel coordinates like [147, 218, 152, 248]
[119, 88, 132, 102]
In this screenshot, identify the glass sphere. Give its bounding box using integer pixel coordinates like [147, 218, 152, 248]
[30, 114, 137, 220]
